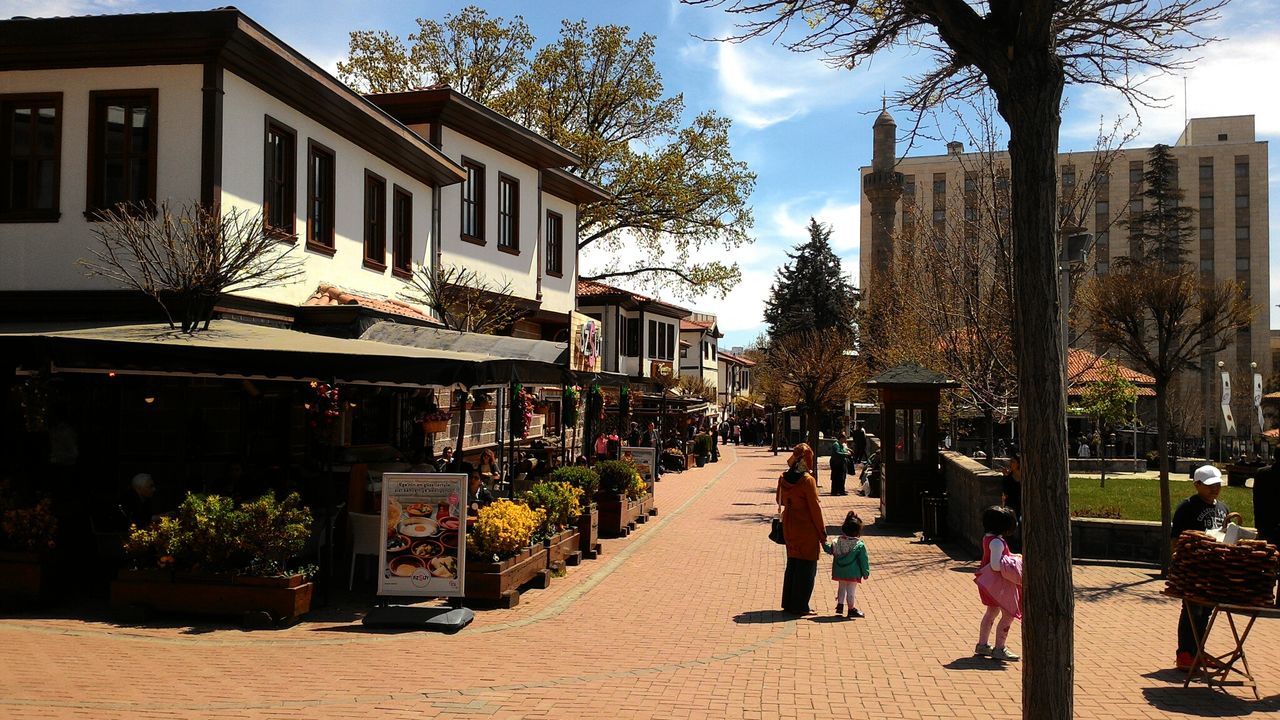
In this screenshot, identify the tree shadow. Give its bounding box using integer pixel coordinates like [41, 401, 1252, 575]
[807, 614, 851, 624]
[942, 656, 1010, 671]
[718, 512, 772, 524]
[1076, 575, 1165, 603]
[732, 610, 796, 624]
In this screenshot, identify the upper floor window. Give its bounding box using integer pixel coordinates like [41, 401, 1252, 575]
[625, 318, 640, 358]
[392, 186, 413, 277]
[460, 158, 484, 242]
[1, 93, 61, 221]
[87, 89, 157, 215]
[545, 210, 563, 276]
[363, 170, 387, 270]
[498, 174, 519, 252]
[263, 117, 296, 238]
[306, 140, 335, 253]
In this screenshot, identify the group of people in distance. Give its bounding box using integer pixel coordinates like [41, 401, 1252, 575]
[772, 440, 1027, 661]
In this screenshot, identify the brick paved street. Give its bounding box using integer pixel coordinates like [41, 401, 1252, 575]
[2, 445, 1278, 719]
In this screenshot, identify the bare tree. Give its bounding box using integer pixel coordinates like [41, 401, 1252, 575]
[678, 374, 718, 403]
[761, 329, 861, 447]
[79, 202, 304, 333]
[685, 1, 1227, 715]
[402, 264, 530, 335]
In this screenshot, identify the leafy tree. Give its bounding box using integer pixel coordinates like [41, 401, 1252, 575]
[686, 1, 1228, 715]
[1120, 144, 1195, 268]
[763, 218, 857, 338]
[339, 10, 755, 299]
[1074, 359, 1138, 488]
[760, 329, 861, 449]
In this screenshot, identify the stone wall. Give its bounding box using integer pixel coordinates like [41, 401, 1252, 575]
[1068, 458, 1146, 473]
[1071, 518, 1164, 564]
[941, 451, 1004, 555]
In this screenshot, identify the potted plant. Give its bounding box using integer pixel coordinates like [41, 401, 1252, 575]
[421, 408, 452, 434]
[464, 499, 550, 607]
[550, 466, 602, 558]
[594, 460, 648, 537]
[524, 481, 584, 569]
[112, 492, 315, 625]
[471, 389, 494, 410]
[0, 496, 57, 601]
[693, 432, 713, 467]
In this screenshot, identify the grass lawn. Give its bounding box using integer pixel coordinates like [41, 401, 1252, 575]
[1070, 476, 1255, 527]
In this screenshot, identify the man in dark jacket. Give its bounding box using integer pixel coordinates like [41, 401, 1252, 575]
[1171, 465, 1229, 671]
[1254, 446, 1280, 546]
[850, 422, 868, 463]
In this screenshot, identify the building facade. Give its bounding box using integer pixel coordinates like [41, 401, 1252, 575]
[859, 114, 1271, 425]
[678, 314, 721, 391]
[575, 280, 692, 383]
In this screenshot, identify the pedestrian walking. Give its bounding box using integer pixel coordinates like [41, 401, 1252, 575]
[974, 505, 1022, 661]
[823, 511, 870, 618]
[829, 432, 850, 496]
[850, 421, 867, 463]
[777, 443, 826, 615]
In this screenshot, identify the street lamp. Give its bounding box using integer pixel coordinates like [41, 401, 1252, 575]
[1058, 230, 1091, 387]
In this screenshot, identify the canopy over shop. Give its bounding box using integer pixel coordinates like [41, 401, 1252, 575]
[0, 320, 571, 603]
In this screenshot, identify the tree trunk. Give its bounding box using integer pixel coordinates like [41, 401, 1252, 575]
[1156, 381, 1173, 571]
[1099, 421, 1107, 489]
[999, 65, 1073, 719]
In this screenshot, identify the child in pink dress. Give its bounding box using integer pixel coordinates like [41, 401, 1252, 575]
[974, 505, 1022, 661]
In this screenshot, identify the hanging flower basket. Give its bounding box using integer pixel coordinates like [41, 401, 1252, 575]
[421, 409, 451, 434]
[563, 386, 581, 427]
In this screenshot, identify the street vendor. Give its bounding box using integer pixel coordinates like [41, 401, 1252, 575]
[1253, 448, 1280, 547]
[1171, 464, 1230, 671]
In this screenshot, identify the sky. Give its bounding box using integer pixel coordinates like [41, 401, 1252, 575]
[7, 0, 1280, 351]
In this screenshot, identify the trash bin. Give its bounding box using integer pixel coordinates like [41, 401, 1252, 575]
[921, 491, 948, 542]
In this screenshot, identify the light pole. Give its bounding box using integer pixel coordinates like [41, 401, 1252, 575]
[1058, 230, 1091, 389]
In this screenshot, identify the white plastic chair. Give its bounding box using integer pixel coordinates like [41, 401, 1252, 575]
[347, 511, 383, 591]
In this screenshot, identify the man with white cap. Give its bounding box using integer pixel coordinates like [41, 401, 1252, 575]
[1170, 464, 1229, 671]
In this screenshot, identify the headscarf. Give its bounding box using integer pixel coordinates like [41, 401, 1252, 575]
[787, 443, 816, 476]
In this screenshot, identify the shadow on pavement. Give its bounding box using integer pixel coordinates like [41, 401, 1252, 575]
[732, 610, 795, 624]
[1141, 686, 1280, 716]
[1077, 575, 1164, 603]
[942, 656, 1009, 671]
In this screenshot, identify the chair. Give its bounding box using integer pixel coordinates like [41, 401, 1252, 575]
[347, 511, 383, 591]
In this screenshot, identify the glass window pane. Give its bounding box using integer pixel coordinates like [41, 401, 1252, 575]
[8, 159, 29, 207]
[10, 107, 31, 154]
[912, 411, 926, 462]
[130, 106, 150, 152]
[103, 158, 124, 204]
[36, 107, 56, 155]
[105, 105, 126, 154]
[129, 156, 147, 202]
[36, 158, 55, 207]
[894, 410, 906, 462]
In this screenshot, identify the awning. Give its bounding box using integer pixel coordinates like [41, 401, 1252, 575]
[0, 320, 567, 387]
[359, 321, 568, 384]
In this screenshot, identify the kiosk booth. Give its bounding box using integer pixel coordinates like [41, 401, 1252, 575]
[864, 364, 958, 525]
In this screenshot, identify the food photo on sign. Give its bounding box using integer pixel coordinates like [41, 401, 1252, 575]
[379, 473, 468, 597]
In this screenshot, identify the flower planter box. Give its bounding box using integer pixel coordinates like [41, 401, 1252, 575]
[422, 419, 449, 434]
[463, 543, 550, 608]
[0, 551, 47, 601]
[544, 528, 582, 570]
[638, 491, 657, 520]
[110, 569, 313, 625]
[578, 502, 602, 559]
[596, 493, 635, 538]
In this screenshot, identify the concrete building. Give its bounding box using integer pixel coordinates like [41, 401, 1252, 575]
[859, 113, 1271, 438]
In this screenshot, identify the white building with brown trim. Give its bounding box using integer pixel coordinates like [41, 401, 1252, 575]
[575, 279, 692, 382]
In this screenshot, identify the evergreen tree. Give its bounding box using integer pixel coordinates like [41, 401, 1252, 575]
[763, 218, 856, 339]
[1121, 144, 1195, 269]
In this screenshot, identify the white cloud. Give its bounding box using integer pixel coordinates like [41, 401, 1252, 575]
[0, 0, 135, 17]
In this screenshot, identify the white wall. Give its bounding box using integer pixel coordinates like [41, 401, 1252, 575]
[0, 65, 204, 291]
[427, 125, 545, 308]
[540, 192, 577, 315]
[220, 72, 436, 308]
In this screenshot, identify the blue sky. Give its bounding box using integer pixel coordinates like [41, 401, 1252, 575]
[9, 0, 1279, 351]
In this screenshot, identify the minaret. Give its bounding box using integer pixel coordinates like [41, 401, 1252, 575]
[861, 102, 903, 300]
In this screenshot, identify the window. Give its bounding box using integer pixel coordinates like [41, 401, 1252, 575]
[1200, 259, 1214, 272]
[932, 177, 946, 194]
[263, 117, 296, 237]
[1061, 167, 1076, 187]
[648, 320, 658, 358]
[1096, 231, 1109, 245]
[964, 173, 976, 193]
[903, 176, 915, 195]
[667, 324, 675, 361]
[306, 140, 335, 253]
[497, 173, 519, 252]
[545, 211, 563, 276]
[1236, 257, 1250, 271]
[87, 89, 157, 215]
[625, 318, 640, 357]
[1236, 226, 1249, 240]
[1, 93, 61, 221]
[1235, 162, 1249, 177]
[1199, 195, 1214, 211]
[932, 209, 945, 223]
[392, 186, 412, 276]
[460, 158, 484, 242]
[1199, 163, 1213, 180]
[363, 170, 386, 270]
[680, 345, 688, 359]
[1235, 194, 1249, 208]
[1129, 199, 1142, 213]
[1218, 133, 1229, 141]
[1095, 261, 1109, 276]
[1129, 163, 1144, 184]
[1095, 201, 1109, 215]
[1199, 228, 1213, 241]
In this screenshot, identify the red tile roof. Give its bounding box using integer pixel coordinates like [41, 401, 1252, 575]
[718, 350, 756, 367]
[303, 283, 436, 323]
[576, 279, 691, 316]
[1068, 348, 1155, 396]
[681, 319, 710, 331]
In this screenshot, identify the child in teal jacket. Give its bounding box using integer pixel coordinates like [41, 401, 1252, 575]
[823, 511, 870, 618]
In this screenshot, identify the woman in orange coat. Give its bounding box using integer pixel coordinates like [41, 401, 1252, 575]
[777, 443, 827, 615]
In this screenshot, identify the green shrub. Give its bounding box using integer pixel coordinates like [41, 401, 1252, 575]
[624, 471, 647, 500]
[550, 465, 600, 497]
[693, 433, 713, 456]
[595, 460, 639, 496]
[523, 481, 584, 533]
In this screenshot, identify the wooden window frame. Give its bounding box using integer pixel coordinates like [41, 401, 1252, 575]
[460, 157, 485, 245]
[305, 139, 336, 256]
[497, 172, 520, 254]
[392, 185, 413, 278]
[262, 115, 297, 241]
[363, 169, 387, 271]
[0, 92, 63, 223]
[86, 89, 158, 219]
[545, 210, 563, 277]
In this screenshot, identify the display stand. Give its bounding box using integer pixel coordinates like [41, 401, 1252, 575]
[1183, 598, 1280, 698]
